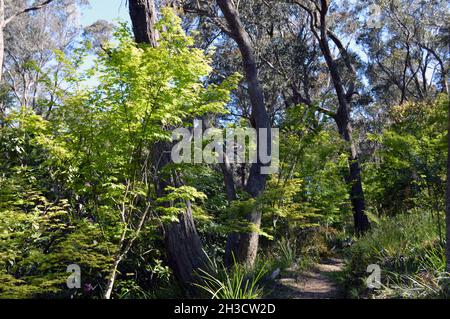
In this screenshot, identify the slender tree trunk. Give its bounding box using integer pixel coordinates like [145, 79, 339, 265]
[103, 200, 150, 299]
[444, 80, 450, 273]
[103, 234, 125, 299]
[128, 0, 206, 287]
[424, 44, 450, 273]
[104, 257, 121, 299]
[217, 0, 271, 268]
[336, 113, 370, 234]
[222, 153, 240, 267]
[313, 1, 370, 234]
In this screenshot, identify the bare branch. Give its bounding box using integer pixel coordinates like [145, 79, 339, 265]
[4, 0, 56, 27]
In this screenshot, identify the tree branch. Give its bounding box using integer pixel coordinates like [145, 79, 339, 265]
[4, 0, 56, 27]
[182, 4, 232, 35]
[327, 29, 357, 102]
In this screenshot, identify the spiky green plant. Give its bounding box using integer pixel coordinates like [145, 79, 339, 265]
[195, 255, 268, 299]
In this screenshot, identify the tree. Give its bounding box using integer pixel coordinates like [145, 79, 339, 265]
[293, 0, 370, 234]
[2, 0, 85, 117]
[127, 0, 209, 288]
[129, 0, 159, 46]
[216, 0, 273, 268]
[357, 0, 448, 106]
[0, 0, 56, 82]
[183, 0, 273, 267]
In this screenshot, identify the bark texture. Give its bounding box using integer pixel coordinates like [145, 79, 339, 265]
[128, 0, 206, 287]
[129, 0, 159, 46]
[299, 0, 370, 234]
[153, 141, 206, 286]
[217, 0, 271, 267]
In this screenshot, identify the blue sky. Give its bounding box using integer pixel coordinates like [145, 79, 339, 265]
[80, 0, 131, 27]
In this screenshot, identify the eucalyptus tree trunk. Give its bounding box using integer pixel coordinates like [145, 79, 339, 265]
[416, 44, 450, 271]
[310, 0, 370, 234]
[217, 0, 271, 268]
[128, 0, 206, 287]
[153, 141, 206, 287]
[335, 109, 370, 234]
[221, 154, 239, 267]
[129, 0, 158, 46]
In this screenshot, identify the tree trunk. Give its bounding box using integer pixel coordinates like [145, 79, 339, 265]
[336, 114, 370, 234]
[104, 258, 121, 299]
[103, 238, 125, 299]
[163, 200, 206, 286]
[154, 141, 206, 287]
[222, 154, 240, 267]
[128, 0, 206, 287]
[236, 209, 262, 265]
[129, 0, 158, 46]
[314, 1, 370, 234]
[217, 0, 271, 268]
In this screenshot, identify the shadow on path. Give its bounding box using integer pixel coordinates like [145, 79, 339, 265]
[267, 257, 345, 299]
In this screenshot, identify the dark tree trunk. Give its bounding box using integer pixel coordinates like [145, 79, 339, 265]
[221, 154, 240, 267]
[222, 154, 237, 202]
[415, 44, 450, 271]
[154, 144, 206, 286]
[217, 0, 271, 268]
[312, 0, 370, 234]
[128, 0, 206, 287]
[335, 113, 370, 235]
[129, 0, 158, 46]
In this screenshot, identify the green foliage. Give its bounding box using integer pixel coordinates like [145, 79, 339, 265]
[195, 255, 268, 299]
[0, 178, 114, 298]
[341, 209, 448, 298]
[279, 105, 352, 229]
[273, 238, 297, 269]
[156, 186, 207, 223]
[364, 96, 448, 216]
[0, 8, 239, 298]
[0, 2, 448, 301]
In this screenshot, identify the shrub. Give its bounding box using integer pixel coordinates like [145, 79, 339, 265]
[341, 210, 448, 298]
[195, 255, 268, 299]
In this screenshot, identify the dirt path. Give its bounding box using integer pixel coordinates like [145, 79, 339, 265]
[268, 257, 345, 299]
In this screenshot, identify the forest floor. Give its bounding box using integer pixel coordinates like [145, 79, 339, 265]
[267, 257, 345, 299]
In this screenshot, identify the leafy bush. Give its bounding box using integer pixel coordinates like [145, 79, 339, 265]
[341, 210, 448, 298]
[273, 238, 297, 269]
